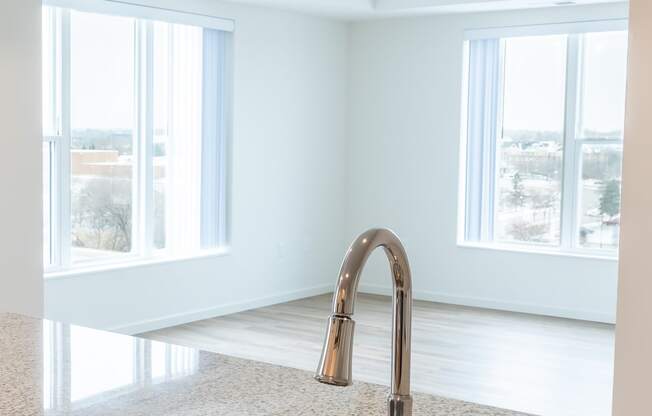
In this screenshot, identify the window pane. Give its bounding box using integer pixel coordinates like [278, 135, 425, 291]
[495, 35, 567, 245]
[42, 7, 61, 137]
[577, 31, 628, 140]
[70, 11, 135, 263]
[578, 144, 622, 249]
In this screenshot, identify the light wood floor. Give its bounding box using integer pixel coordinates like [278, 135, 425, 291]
[140, 294, 615, 416]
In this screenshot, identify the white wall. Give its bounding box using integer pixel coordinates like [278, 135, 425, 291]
[612, 0, 652, 413]
[45, 1, 628, 330]
[347, 3, 627, 323]
[45, 0, 349, 333]
[0, 0, 43, 317]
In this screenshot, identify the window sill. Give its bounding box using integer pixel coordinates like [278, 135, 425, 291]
[43, 247, 231, 280]
[457, 241, 618, 261]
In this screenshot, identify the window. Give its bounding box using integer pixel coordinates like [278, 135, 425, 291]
[462, 22, 627, 255]
[42, 3, 232, 272]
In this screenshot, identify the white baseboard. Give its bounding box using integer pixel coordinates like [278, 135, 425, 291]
[108, 284, 333, 335]
[358, 283, 616, 324]
[108, 282, 614, 335]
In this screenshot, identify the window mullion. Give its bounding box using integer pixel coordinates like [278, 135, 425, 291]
[560, 35, 581, 250]
[135, 20, 155, 257]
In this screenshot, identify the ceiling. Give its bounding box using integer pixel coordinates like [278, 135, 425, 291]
[222, 0, 626, 19]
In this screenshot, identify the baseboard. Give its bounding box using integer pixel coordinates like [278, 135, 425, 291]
[358, 283, 616, 324]
[108, 284, 333, 335]
[108, 282, 614, 335]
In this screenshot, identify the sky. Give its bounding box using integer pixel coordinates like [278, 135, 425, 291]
[68, 11, 203, 132]
[62, 10, 629, 136]
[70, 11, 135, 130]
[501, 31, 628, 136]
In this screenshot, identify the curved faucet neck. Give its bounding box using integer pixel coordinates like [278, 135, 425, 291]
[332, 229, 412, 316]
[330, 228, 412, 398]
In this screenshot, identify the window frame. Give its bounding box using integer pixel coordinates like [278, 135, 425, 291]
[459, 19, 628, 259]
[43, 2, 233, 276]
[44, 0, 234, 32]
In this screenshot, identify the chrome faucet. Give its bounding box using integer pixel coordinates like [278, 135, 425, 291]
[315, 228, 413, 416]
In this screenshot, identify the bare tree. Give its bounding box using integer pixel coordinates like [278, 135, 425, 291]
[71, 177, 132, 252]
[508, 220, 548, 242]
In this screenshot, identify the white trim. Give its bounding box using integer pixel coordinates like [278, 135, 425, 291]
[457, 41, 470, 245]
[107, 284, 333, 335]
[44, 247, 231, 280]
[465, 18, 627, 40]
[458, 240, 618, 261]
[43, 0, 235, 32]
[358, 283, 616, 324]
[44, 0, 234, 32]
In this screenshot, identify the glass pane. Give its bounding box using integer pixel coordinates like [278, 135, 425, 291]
[495, 35, 567, 245]
[43, 142, 52, 267]
[578, 144, 623, 249]
[42, 6, 61, 137]
[577, 31, 628, 140]
[153, 22, 170, 250]
[70, 11, 135, 263]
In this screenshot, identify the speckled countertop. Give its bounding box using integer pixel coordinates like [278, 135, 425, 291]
[0, 313, 531, 416]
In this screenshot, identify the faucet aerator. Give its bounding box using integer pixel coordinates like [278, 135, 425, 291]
[315, 315, 355, 386]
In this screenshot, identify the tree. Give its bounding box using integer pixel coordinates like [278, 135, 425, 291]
[530, 190, 555, 211]
[509, 172, 526, 208]
[599, 180, 621, 219]
[71, 178, 132, 252]
[508, 220, 548, 242]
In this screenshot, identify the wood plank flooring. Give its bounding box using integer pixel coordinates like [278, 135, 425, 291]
[140, 294, 615, 416]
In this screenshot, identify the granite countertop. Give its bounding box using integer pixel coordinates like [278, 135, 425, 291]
[0, 313, 531, 416]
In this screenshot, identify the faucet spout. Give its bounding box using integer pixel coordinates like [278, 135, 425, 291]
[315, 228, 413, 416]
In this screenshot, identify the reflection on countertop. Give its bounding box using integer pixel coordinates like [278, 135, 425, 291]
[0, 313, 531, 416]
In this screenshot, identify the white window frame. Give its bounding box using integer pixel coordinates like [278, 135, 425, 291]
[43, 2, 233, 276]
[459, 19, 627, 260]
[44, 0, 234, 31]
